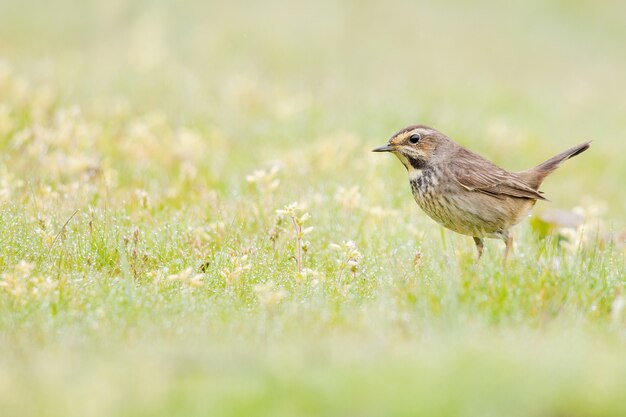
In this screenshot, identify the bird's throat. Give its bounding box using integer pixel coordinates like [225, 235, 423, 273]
[394, 152, 427, 175]
[408, 167, 423, 181]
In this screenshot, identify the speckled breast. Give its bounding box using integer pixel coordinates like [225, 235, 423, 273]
[409, 168, 504, 238]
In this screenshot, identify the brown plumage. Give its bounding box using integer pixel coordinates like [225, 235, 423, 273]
[373, 125, 590, 261]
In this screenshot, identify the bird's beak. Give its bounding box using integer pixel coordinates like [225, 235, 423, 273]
[372, 144, 394, 152]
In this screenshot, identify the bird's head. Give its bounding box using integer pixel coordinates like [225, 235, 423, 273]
[372, 125, 453, 174]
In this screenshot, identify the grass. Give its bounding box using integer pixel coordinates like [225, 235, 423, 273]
[0, 0, 625, 416]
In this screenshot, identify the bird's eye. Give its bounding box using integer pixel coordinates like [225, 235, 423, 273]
[409, 133, 421, 144]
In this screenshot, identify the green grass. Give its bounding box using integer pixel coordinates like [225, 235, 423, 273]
[0, 0, 625, 416]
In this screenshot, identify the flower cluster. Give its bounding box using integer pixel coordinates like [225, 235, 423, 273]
[330, 240, 363, 280]
[0, 261, 57, 306]
[219, 252, 252, 285]
[253, 281, 287, 307]
[276, 202, 313, 274]
[246, 165, 280, 193]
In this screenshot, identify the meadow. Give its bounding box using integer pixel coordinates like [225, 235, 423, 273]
[0, 0, 625, 416]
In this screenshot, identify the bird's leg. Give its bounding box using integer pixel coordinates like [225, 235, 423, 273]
[502, 233, 513, 265]
[473, 237, 484, 260]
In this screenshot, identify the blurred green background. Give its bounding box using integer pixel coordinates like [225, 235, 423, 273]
[0, 1, 625, 416]
[2, 0, 625, 210]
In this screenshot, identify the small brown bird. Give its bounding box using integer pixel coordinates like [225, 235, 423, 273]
[373, 125, 590, 261]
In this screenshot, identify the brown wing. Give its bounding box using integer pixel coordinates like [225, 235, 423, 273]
[448, 148, 547, 201]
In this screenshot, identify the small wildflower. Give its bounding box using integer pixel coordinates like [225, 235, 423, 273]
[167, 267, 193, 282]
[246, 165, 280, 193]
[0, 261, 56, 306]
[188, 274, 204, 288]
[276, 202, 313, 273]
[335, 186, 361, 211]
[167, 268, 204, 288]
[37, 228, 55, 247]
[366, 206, 400, 222]
[174, 128, 208, 165]
[135, 189, 151, 208]
[219, 252, 252, 285]
[300, 268, 325, 285]
[14, 260, 35, 276]
[268, 214, 284, 249]
[413, 252, 423, 270]
[254, 281, 287, 306]
[331, 240, 363, 280]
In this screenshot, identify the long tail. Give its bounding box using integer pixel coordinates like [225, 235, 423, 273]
[517, 141, 591, 190]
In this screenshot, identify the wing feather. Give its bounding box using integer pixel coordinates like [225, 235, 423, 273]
[448, 148, 547, 201]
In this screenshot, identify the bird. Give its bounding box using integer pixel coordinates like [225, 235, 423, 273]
[373, 125, 590, 262]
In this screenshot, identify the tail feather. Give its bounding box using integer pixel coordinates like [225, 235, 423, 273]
[517, 141, 591, 190]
